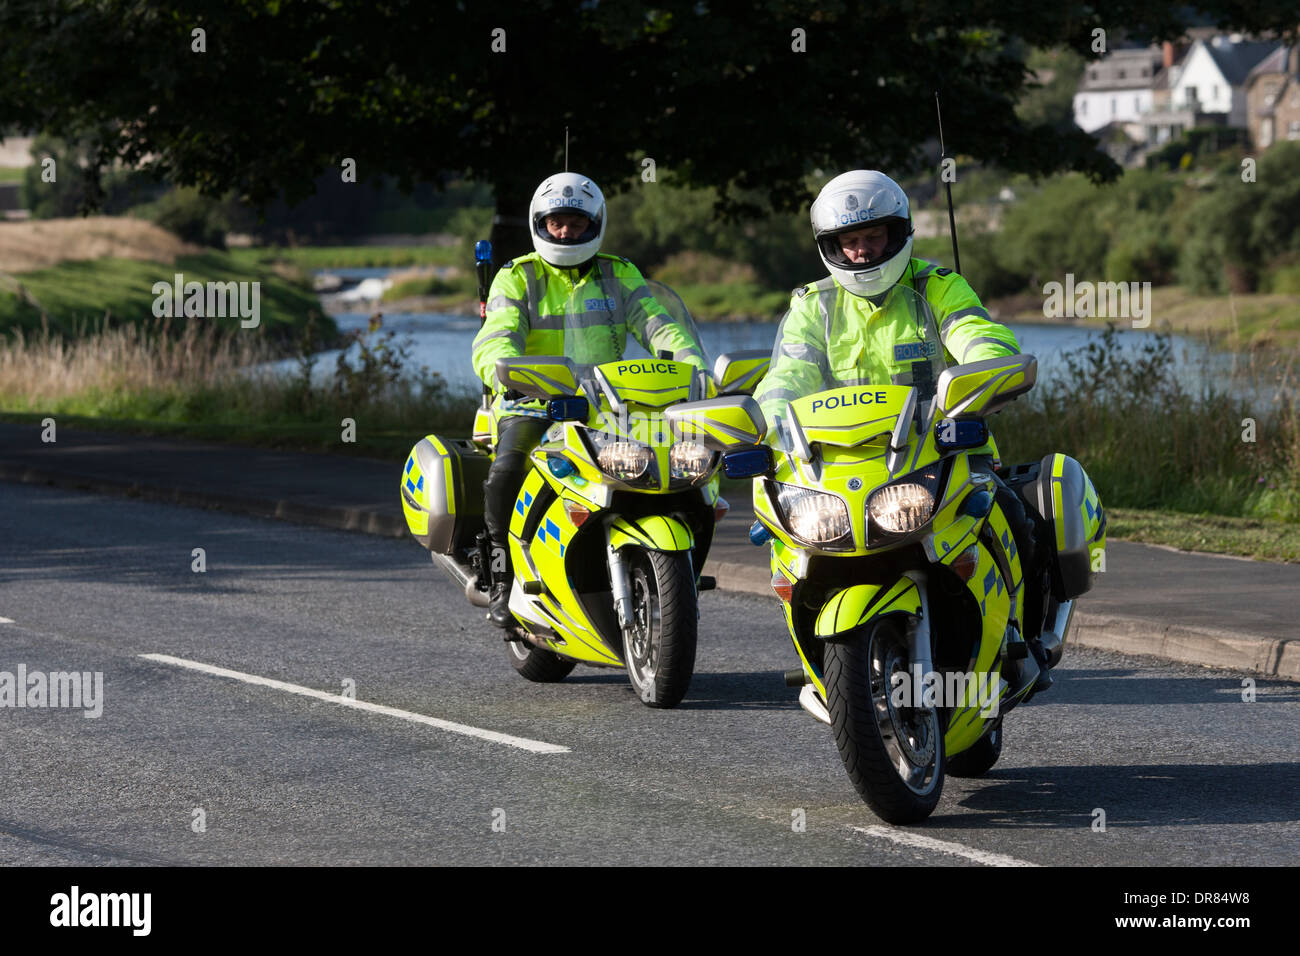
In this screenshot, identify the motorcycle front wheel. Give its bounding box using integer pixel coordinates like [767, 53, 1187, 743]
[824, 618, 944, 824]
[621, 549, 697, 709]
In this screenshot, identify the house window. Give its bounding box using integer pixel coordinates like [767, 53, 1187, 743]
[1186, 84, 1198, 105]
[1135, 96, 1141, 111]
[1141, 67, 1148, 77]
[1290, 121, 1300, 140]
[1262, 117, 1274, 147]
[1111, 97, 1117, 115]
[1090, 70, 1098, 80]
[1118, 69, 1126, 79]
[1080, 99, 1087, 116]
[1213, 84, 1219, 101]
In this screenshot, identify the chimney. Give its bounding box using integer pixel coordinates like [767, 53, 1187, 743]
[1163, 41, 1174, 69]
[1290, 44, 1299, 77]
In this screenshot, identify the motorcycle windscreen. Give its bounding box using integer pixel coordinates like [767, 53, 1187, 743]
[764, 282, 948, 454]
[636, 279, 710, 372]
[560, 273, 709, 375]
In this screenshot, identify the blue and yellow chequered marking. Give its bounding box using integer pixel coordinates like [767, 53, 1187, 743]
[514, 488, 534, 517]
[400, 446, 430, 538]
[986, 503, 1024, 625]
[944, 539, 1011, 753]
[403, 455, 426, 498]
[536, 516, 566, 557]
[509, 471, 548, 538]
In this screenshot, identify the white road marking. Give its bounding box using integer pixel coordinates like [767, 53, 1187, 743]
[0, 618, 14, 624]
[850, 825, 1038, 867]
[139, 653, 570, 754]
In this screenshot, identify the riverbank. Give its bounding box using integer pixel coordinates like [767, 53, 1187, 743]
[989, 285, 1300, 350]
[0, 320, 475, 458]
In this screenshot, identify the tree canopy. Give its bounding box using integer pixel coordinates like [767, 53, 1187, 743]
[3, 0, 1296, 249]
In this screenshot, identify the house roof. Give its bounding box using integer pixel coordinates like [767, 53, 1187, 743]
[1247, 45, 1294, 81]
[1201, 39, 1281, 85]
[1077, 46, 1164, 91]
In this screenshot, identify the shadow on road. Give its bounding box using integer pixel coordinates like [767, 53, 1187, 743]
[932, 761, 1300, 828]
[1047, 666, 1300, 703]
[563, 670, 798, 711]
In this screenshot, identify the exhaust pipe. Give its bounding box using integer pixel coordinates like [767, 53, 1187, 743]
[431, 553, 490, 608]
[1039, 598, 1074, 668]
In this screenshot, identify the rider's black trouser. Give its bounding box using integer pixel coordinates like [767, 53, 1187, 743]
[483, 416, 550, 557]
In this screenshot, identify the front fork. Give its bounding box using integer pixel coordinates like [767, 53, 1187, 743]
[902, 570, 934, 694]
[607, 545, 634, 632]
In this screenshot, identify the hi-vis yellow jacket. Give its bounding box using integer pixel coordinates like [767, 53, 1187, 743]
[472, 252, 706, 418]
[754, 259, 1019, 425]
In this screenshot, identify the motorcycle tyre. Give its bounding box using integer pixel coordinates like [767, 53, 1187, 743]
[946, 722, 1003, 778]
[825, 618, 944, 824]
[622, 549, 697, 709]
[506, 635, 577, 683]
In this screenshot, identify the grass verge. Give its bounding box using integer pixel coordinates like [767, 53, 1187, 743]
[0, 251, 329, 341]
[997, 325, 1300, 522]
[228, 244, 465, 271]
[0, 320, 477, 458]
[1104, 507, 1300, 563]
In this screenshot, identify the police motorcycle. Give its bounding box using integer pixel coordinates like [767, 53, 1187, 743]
[401, 275, 770, 708]
[733, 283, 1106, 822]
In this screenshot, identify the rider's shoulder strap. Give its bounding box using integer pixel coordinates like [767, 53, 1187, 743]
[792, 276, 837, 298]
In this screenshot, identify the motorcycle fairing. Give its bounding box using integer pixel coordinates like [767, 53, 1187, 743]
[935, 354, 1037, 418]
[812, 578, 921, 639]
[608, 515, 694, 553]
[594, 359, 695, 407]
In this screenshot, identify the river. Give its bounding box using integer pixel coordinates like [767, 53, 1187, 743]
[268, 270, 1282, 404]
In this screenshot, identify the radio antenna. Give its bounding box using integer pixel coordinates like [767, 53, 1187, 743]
[934, 91, 961, 275]
[564, 127, 569, 172]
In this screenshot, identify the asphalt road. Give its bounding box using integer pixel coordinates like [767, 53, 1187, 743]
[1, 482, 1297, 866]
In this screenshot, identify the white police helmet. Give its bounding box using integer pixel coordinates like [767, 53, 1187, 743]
[810, 170, 914, 297]
[528, 172, 606, 267]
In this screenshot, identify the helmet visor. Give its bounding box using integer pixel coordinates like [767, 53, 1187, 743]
[535, 209, 601, 245]
[817, 216, 913, 272]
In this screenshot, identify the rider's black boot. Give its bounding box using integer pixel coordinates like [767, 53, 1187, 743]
[487, 562, 513, 629]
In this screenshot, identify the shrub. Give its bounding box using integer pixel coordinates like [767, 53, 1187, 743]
[136, 187, 230, 248]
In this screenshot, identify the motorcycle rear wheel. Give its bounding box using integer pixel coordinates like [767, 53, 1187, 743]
[946, 722, 1003, 778]
[506, 634, 577, 683]
[622, 549, 697, 709]
[825, 618, 944, 824]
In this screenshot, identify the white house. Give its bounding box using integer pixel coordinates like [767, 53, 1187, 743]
[1073, 46, 1164, 133]
[1168, 36, 1279, 127]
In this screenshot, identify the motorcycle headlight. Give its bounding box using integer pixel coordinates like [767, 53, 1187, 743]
[669, 441, 713, 482]
[867, 465, 942, 538]
[596, 440, 654, 481]
[583, 427, 656, 485]
[773, 483, 852, 548]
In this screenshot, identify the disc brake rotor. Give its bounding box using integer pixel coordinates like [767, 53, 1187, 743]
[626, 563, 660, 684]
[872, 636, 938, 790]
